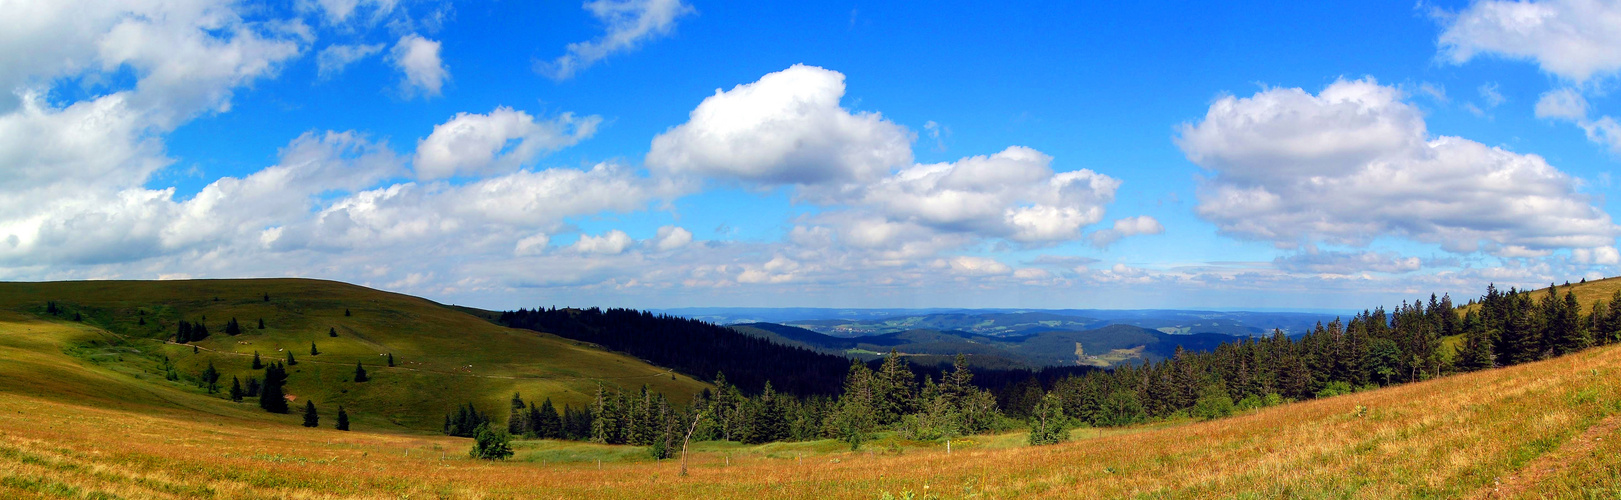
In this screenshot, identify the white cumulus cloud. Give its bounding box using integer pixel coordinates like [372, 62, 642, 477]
[651, 226, 693, 251]
[390, 34, 447, 98]
[646, 64, 913, 187]
[1089, 215, 1165, 248]
[413, 107, 602, 179]
[1176, 78, 1618, 256]
[572, 230, 634, 255]
[1438, 0, 1621, 83]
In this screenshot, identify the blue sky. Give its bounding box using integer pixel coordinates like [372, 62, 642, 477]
[4, 0, 1621, 311]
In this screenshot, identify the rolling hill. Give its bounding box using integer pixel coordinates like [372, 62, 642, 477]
[0, 279, 708, 434]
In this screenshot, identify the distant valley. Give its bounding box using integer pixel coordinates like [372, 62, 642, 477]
[718, 307, 1341, 369]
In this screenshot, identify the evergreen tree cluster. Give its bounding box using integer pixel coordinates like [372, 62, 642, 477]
[175, 320, 210, 343]
[498, 307, 852, 396]
[259, 362, 289, 414]
[443, 403, 492, 438]
[1035, 285, 1620, 430]
[567, 351, 1003, 452]
[223, 318, 242, 335]
[506, 394, 567, 439]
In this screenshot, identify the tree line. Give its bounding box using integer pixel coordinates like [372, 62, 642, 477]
[483, 281, 1621, 452]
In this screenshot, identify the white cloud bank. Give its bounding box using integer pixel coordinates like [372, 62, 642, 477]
[1176, 78, 1618, 257]
[1438, 0, 1621, 83]
[1438, 1, 1621, 154]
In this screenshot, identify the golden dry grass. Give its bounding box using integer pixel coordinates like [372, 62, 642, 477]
[4, 306, 1621, 498]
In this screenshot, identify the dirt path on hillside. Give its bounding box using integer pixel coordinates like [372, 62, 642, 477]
[1470, 415, 1621, 498]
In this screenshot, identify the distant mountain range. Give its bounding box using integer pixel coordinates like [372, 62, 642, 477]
[660, 307, 1341, 337]
[731, 321, 1239, 369]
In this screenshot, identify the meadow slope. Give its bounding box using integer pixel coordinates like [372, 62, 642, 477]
[0, 279, 707, 433]
[2, 296, 1620, 498]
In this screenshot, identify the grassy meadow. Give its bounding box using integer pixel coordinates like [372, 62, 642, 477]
[2, 282, 1621, 497]
[0, 279, 707, 433]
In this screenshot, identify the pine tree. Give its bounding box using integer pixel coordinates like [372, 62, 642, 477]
[258, 318, 265, 330]
[224, 318, 241, 335]
[263, 293, 270, 302]
[353, 362, 368, 382]
[245, 377, 261, 397]
[1027, 392, 1069, 445]
[873, 350, 918, 425]
[344, 309, 351, 317]
[535, 398, 563, 439]
[310, 342, 319, 356]
[229, 376, 243, 402]
[328, 327, 338, 338]
[336, 406, 350, 431]
[202, 362, 221, 394]
[387, 353, 395, 367]
[302, 401, 319, 427]
[826, 361, 877, 450]
[252, 351, 263, 369]
[259, 363, 289, 414]
[508, 398, 530, 436]
[286, 351, 297, 366]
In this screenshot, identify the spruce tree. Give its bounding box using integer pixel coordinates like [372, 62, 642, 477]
[224, 318, 241, 335]
[387, 353, 395, 367]
[229, 376, 243, 402]
[1028, 392, 1069, 445]
[286, 351, 297, 366]
[353, 362, 368, 382]
[259, 363, 289, 414]
[302, 401, 319, 427]
[328, 327, 337, 338]
[536, 398, 563, 439]
[310, 342, 319, 356]
[345, 309, 351, 317]
[336, 406, 350, 431]
[202, 362, 221, 394]
[251, 351, 263, 369]
[258, 318, 265, 330]
[263, 293, 270, 302]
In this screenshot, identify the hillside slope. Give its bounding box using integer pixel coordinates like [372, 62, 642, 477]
[0, 279, 707, 433]
[3, 309, 1620, 497]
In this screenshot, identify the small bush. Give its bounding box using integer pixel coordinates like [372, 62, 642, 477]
[469, 423, 513, 460]
[1315, 381, 1354, 399]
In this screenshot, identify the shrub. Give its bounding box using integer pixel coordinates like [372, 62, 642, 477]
[1190, 384, 1234, 420]
[469, 423, 513, 460]
[1315, 381, 1354, 399]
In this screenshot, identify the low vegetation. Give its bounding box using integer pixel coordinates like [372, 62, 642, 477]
[3, 278, 1621, 498]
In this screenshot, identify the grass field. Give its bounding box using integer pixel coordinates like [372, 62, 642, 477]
[4, 281, 1621, 497]
[0, 279, 708, 434]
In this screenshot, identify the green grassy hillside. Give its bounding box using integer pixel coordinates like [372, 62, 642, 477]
[0, 278, 708, 433]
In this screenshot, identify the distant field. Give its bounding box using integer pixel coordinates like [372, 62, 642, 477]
[4, 288, 1621, 498]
